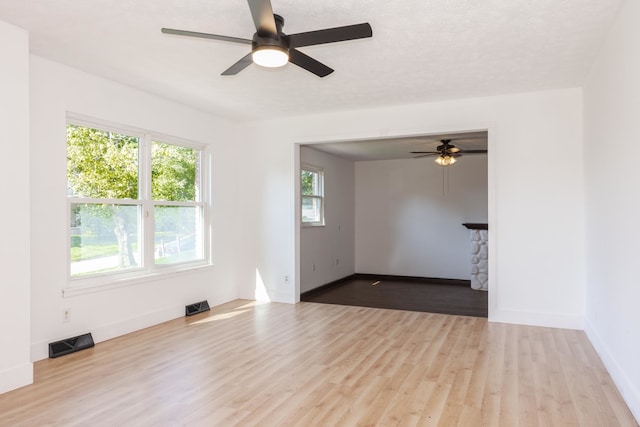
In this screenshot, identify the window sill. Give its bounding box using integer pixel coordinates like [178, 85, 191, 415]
[302, 223, 325, 228]
[62, 263, 214, 298]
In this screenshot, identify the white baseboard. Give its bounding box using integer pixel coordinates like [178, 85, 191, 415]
[0, 362, 33, 394]
[267, 289, 296, 304]
[489, 309, 584, 330]
[585, 319, 640, 424]
[31, 306, 183, 362]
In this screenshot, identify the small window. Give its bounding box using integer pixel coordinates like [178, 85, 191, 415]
[301, 166, 324, 226]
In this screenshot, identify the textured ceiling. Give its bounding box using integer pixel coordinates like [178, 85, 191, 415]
[0, 0, 621, 120]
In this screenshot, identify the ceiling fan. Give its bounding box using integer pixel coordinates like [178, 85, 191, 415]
[411, 139, 488, 166]
[161, 0, 373, 77]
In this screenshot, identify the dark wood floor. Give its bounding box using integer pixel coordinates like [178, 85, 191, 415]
[302, 276, 488, 317]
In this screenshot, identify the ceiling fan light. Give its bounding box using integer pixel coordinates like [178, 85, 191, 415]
[435, 155, 457, 166]
[252, 46, 289, 68]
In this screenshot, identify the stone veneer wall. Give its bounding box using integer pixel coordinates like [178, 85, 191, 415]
[470, 229, 488, 291]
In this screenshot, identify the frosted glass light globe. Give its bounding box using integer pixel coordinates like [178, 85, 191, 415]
[252, 47, 289, 68]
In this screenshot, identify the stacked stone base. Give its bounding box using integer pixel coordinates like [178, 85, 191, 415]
[470, 229, 488, 291]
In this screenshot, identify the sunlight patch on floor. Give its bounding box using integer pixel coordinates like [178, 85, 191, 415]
[189, 309, 251, 325]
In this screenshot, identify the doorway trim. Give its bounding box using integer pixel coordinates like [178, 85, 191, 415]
[293, 122, 497, 319]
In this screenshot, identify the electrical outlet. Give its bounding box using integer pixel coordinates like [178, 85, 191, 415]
[63, 308, 71, 323]
[284, 275, 290, 285]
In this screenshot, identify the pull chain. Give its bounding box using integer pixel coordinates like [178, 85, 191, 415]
[447, 166, 450, 193]
[441, 166, 451, 196]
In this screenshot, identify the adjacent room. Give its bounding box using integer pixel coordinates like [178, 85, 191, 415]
[1, 0, 639, 424]
[299, 132, 489, 317]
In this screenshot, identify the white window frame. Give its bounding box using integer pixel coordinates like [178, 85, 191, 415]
[301, 164, 325, 227]
[65, 113, 211, 293]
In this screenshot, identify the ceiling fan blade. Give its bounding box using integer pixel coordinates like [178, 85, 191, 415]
[221, 53, 254, 75]
[410, 151, 439, 154]
[459, 150, 488, 154]
[288, 23, 372, 48]
[448, 147, 461, 153]
[289, 49, 334, 77]
[247, 0, 278, 36]
[413, 154, 439, 158]
[161, 28, 252, 45]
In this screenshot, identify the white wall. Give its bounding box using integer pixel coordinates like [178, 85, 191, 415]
[0, 20, 33, 393]
[355, 155, 487, 279]
[29, 56, 241, 361]
[299, 146, 355, 293]
[241, 88, 585, 328]
[583, 0, 640, 421]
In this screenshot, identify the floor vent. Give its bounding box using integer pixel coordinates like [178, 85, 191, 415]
[185, 300, 210, 316]
[49, 333, 95, 358]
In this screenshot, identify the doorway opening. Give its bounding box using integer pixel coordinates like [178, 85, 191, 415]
[297, 131, 489, 317]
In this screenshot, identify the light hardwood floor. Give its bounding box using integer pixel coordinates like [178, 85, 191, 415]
[0, 300, 636, 426]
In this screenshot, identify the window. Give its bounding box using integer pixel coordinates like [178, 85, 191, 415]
[67, 116, 209, 283]
[301, 166, 324, 226]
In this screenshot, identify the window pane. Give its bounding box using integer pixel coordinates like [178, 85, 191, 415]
[70, 204, 141, 276]
[301, 170, 319, 196]
[67, 124, 139, 199]
[154, 206, 203, 264]
[152, 142, 199, 202]
[302, 196, 322, 223]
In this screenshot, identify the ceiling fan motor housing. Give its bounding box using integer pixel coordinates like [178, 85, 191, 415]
[252, 35, 289, 52]
[252, 14, 289, 51]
